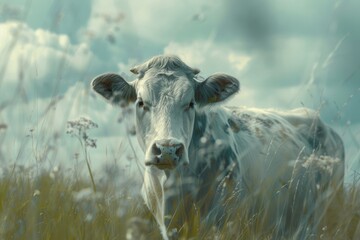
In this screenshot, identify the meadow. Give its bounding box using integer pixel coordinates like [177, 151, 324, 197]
[0, 117, 359, 240]
[0, 162, 359, 239]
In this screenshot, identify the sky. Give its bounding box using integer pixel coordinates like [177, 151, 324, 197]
[0, 0, 359, 182]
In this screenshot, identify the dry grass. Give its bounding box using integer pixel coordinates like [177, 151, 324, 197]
[0, 165, 161, 240]
[0, 164, 359, 240]
[0, 114, 359, 240]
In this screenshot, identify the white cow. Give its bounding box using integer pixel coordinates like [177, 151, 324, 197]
[91, 55, 344, 239]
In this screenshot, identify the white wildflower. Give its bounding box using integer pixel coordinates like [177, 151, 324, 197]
[301, 154, 340, 176]
[117, 207, 126, 218]
[85, 213, 94, 222]
[126, 217, 151, 240]
[49, 166, 60, 179]
[72, 188, 103, 202]
[66, 117, 98, 148]
[53, 166, 59, 172]
[33, 189, 40, 197]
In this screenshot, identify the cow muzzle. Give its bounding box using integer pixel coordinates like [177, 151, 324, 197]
[145, 139, 186, 170]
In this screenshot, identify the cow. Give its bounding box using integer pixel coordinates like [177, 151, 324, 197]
[91, 55, 344, 239]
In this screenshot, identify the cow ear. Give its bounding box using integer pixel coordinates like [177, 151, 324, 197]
[130, 67, 139, 74]
[91, 73, 137, 106]
[195, 73, 240, 107]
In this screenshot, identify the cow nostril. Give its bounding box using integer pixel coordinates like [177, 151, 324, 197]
[175, 144, 184, 157]
[152, 143, 161, 155]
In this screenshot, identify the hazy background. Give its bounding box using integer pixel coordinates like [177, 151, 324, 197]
[0, 0, 359, 183]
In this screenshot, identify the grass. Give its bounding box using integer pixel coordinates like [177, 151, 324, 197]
[0, 164, 359, 240]
[0, 165, 161, 240]
[0, 113, 359, 240]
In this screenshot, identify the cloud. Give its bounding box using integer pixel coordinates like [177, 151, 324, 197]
[163, 40, 251, 77]
[218, 0, 360, 45]
[0, 21, 99, 100]
[0, 0, 92, 41]
[76, 0, 226, 67]
[124, 0, 222, 44]
[214, 0, 360, 90]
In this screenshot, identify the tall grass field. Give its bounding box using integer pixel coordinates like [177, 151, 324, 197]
[0, 116, 359, 239]
[0, 162, 359, 239]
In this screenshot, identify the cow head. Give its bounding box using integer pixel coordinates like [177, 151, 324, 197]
[91, 55, 239, 170]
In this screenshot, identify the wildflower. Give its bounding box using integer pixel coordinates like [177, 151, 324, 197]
[66, 117, 98, 192]
[53, 166, 59, 172]
[66, 117, 98, 148]
[33, 189, 40, 197]
[72, 188, 103, 202]
[301, 154, 341, 176]
[126, 217, 151, 240]
[85, 214, 94, 222]
[49, 166, 60, 179]
[116, 207, 126, 218]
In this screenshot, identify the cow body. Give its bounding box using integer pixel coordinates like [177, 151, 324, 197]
[164, 106, 344, 233]
[91, 55, 344, 239]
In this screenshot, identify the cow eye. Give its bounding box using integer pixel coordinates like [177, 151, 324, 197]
[187, 102, 195, 110]
[137, 99, 150, 111]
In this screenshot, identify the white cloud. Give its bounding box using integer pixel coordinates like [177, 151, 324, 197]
[228, 53, 251, 72]
[164, 40, 251, 76]
[83, 0, 222, 44]
[0, 0, 92, 41]
[0, 21, 96, 99]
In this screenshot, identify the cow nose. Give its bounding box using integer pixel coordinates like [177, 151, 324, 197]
[153, 140, 185, 159]
[149, 139, 185, 169]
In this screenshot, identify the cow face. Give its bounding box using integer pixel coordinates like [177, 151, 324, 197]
[92, 55, 239, 170]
